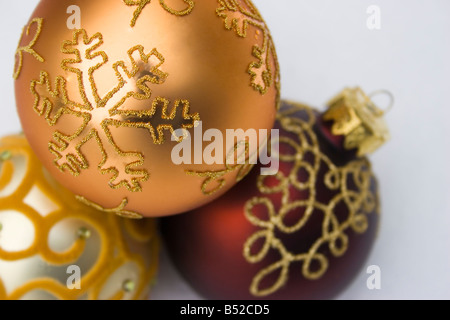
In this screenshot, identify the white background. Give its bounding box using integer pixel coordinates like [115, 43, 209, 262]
[1, 0, 449, 300]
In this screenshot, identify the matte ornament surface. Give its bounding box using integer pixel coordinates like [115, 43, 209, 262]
[14, 0, 279, 217]
[0, 135, 159, 300]
[162, 101, 380, 300]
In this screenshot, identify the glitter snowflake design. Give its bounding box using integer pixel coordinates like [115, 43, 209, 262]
[31, 29, 200, 192]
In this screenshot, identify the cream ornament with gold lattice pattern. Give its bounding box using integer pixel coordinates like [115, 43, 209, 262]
[14, 0, 280, 218]
[0, 135, 159, 300]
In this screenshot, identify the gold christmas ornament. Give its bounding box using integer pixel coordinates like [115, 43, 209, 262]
[0, 135, 159, 300]
[14, 0, 280, 218]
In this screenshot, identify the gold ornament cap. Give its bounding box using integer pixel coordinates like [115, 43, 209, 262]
[323, 87, 391, 156]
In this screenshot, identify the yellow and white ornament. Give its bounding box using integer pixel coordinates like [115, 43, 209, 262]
[0, 135, 159, 300]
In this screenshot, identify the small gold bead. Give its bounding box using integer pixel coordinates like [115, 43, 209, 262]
[77, 227, 91, 240]
[0, 150, 12, 161]
[122, 279, 136, 293]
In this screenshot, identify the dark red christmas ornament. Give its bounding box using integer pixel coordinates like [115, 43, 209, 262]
[161, 88, 390, 300]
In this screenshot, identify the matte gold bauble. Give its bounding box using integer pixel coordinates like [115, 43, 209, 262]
[14, 0, 280, 218]
[0, 135, 159, 300]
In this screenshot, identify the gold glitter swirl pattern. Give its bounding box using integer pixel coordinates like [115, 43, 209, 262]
[124, 0, 195, 27]
[13, 18, 44, 80]
[75, 196, 143, 220]
[186, 141, 254, 196]
[243, 103, 378, 297]
[0, 135, 159, 300]
[216, 0, 280, 97]
[30, 29, 200, 194]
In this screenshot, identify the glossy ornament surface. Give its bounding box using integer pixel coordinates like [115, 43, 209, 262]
[162, 99, 381, 300]
[14, 0, 280, 217]
[0, 135, 159, 300]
